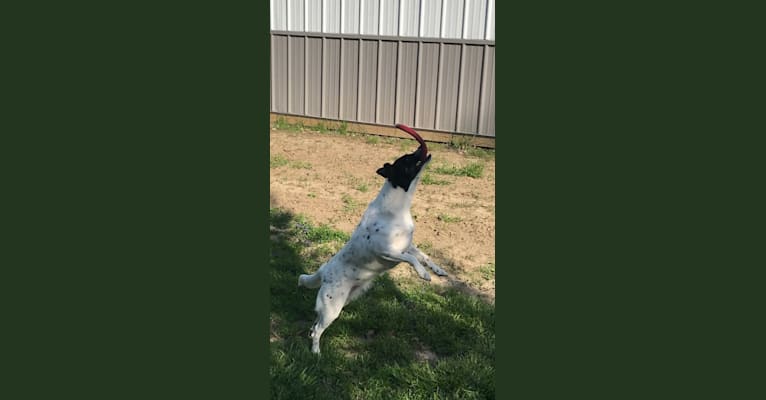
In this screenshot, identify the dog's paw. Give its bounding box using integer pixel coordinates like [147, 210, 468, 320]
[419, 272, 432, 281]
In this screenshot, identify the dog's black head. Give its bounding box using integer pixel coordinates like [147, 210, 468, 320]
[376, 124, 431, 192]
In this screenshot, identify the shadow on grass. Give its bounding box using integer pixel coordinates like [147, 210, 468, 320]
[269, 207, 495, 400]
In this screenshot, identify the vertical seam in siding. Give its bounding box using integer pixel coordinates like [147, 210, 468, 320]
[484, 0, 490, 41]
[286, 0, 291, 31]
[339, 37, 344, 119]
[417, 0, 423, 38]
[414, 41, 422, 127]
[287, 35, 291, 113]
[375, 39, 382, 123]
[434, 42, 443, 129]
[304, 36, 308, 114]
[394, 40, 401, 123]
[356, 39, 363, 121]
[321, 37, 325, 117]
[462, 0, 468, 39]
[455, 43, 465, 132]
[477, 44, 488, 134]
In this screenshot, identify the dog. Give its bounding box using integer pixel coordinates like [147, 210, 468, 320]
[298, 123, 448, 354]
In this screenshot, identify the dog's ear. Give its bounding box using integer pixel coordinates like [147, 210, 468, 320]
[376, 163, 392, 178]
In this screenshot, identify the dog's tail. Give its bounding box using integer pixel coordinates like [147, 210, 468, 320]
[298, 271, 322, 289]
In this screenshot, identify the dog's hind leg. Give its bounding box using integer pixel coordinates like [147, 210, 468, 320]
[380, 252, 432, 281]
[407, 244, 448, 276]
[309, 286, 348, 354]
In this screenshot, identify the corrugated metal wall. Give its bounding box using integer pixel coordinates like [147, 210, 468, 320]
[270, 0, 495, 137]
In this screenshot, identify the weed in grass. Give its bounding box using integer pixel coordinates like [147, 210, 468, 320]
[417, 241, 434, 253]
[437, 213, 462, 223]
[338, 121, 349, 136]
[355, 183, 369, 193]
[421, 173, 451, 186]
[434, 162, 484, 178]
[273, 117, 290, 130]
[270, 209, 494, 400]
[290, 160, 313, 170]
[466, 146, 495, 160]
[316, 121, 329, 134]
[479, 262, 495, 281]
[365, 135, 380, 145]
[270, 155, 289, 168]
[341, 193, 362, 213]
[449, 135, 474, 151]
[307, 192, 317, 198]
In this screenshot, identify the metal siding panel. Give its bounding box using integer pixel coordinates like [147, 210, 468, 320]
[324, 0, 341, 33]
[358, 40, 378, 123]
[359, 0, 380, 35]
[322, 38, 341, 119]
[457, 45, 483, 132]
[376, 41, 397, 124]
[441, 0, 464, 39]
[480, 46, 494, 135]
[305, 0, 322, 32]
[436, 44, 460, 130]
[271, 35, 288, 112]
[305, 38, 322, 117]
[415, 43, 439, 128]
[288, 0, 304, 31]
[288, 36, 305, 114]
[420, 0, 442, 38]
[271, 0, 287, 31]
[485, 0, 494, 40]
[340, 39, 359, 120]
[399, 0, 420, 37]
[378, 0, 399, 36]
[462, 0, 486, 39]
[342, 0, 360, 34]
[396, 42, 418, 126]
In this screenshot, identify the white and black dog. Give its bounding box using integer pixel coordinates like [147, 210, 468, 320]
[298, 124, 448, 354]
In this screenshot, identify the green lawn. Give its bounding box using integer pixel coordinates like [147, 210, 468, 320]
[270, 208, 495, 400]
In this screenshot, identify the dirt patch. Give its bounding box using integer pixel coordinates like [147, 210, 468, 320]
[270, 128, 495, 303]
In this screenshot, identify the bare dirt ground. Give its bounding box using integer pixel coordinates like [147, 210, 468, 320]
[270, 127, 495, 303]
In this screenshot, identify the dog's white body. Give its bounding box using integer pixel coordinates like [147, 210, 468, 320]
[298, 158, 446, 354]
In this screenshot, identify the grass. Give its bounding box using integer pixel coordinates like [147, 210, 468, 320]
[437, 214, 462, 223]
[270, 154, 313, 170]
[421, 173, 451, 186]
[479, 263, 495, 281]
[270, 155, 290, 168]
[341, 194, 363, 213]
[270, 208, 495, 400]
[433, 162, 485, 179]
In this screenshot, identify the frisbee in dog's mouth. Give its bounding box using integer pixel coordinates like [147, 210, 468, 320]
[395, 123, 428, 162]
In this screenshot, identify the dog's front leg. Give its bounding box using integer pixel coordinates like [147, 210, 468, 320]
[380, 252, 432, 281]
[407, 244, 448, 276]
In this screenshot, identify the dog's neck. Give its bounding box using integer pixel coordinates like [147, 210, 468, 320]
[369, 179, 420, 215]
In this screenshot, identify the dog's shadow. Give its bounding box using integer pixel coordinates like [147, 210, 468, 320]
[269, 208, 495, 400]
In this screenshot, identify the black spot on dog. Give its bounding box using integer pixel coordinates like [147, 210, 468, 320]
[375, 228, 379, 232]
[366, 235, 370, 240]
